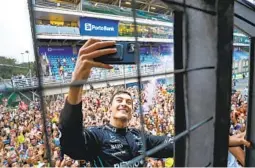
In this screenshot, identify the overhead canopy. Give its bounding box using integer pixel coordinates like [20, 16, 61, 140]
[234, 0, 255, 36]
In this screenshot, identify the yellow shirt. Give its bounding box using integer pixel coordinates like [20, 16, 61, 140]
[165, 158, 174, 167]
[17, 134, 25, 144]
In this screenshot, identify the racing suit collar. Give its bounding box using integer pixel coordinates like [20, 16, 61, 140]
[105, 124, 128, 134]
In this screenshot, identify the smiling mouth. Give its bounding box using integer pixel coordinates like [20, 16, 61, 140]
[118, 109, 128, 113]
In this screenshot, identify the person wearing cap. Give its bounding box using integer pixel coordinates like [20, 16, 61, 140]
[59, 39, 174, 167]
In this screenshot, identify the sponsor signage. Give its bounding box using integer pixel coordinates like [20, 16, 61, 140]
[38, 47, 73, 56]
[160, 44, 173, 55]
[140, 47, 150, 54]
[80, 17, 119, 37]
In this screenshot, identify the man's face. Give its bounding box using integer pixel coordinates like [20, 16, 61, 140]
[65, 156, 73, 166]
[30, 135, 37, 146]
[150, 124, 155, 130]
[157, 160, 163, 167]
[110, 93, 133, 121]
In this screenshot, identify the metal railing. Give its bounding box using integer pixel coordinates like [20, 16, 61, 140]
[3, 65, 172, 90]
[35, 0, 79, 10]
[36, 25, 80, 36]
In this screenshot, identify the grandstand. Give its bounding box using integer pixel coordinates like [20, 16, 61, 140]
[32, 0, 175, 89]
[233, 47, 249, 61]
[234, 29, 250, 46]
[34, 0, 172, 20]
[0, 0, 244, 89]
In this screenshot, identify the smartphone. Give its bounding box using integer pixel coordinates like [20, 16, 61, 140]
[94, 44, 124, 63]
[94, 42, 138, 64]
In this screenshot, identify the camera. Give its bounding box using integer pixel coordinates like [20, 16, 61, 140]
[94, 41, 138, 64]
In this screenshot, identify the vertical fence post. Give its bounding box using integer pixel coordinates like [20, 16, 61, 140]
[213, 0, 234, 166]
[246, 37, 255, 167]
[173, 10, 186, 167]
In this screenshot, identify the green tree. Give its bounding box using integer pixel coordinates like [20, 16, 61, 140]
[0, 56, 36, 79]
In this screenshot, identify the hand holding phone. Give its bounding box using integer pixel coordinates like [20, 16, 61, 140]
[72, 39, 116, 82]
[68, 39, 116, 105]
[94, 42, 137, 64]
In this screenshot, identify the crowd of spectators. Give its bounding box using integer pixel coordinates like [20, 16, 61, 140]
[0, 83, 175, 167]
[0, 74, 250, 167]
[228, 89, 249, 167]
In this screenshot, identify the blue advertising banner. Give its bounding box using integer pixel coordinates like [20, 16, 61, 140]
[80, 17, 119, 37]
[38, 46, 73, 57]
[38, 47, 75, 78]
[140, 47, 150, 54]
[160, 44, 173, 55]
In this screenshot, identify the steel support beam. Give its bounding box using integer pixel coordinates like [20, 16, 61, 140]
[235, 0, 255, 29]
[213, 0, 234, 166]
[136, 0, 168, 9]
[173, 11, 186, 167]
[162, 0, 216, 14]
[234, 0, 255, 37]
[183, 1, 217, 166]
[112, 0, 118, 5]
[234, 17, 255, 37]
[163, 0, 233, 166]
[141, 4, 148, 10]
[246, 37, 255, 167]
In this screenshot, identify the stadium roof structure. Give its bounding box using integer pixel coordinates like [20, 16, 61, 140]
[88, 0, 171, 14]
[234, 0, 255, 36]
[34, 0, 174, 45]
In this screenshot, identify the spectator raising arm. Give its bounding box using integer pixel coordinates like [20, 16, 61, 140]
[229, 132, 251, 148]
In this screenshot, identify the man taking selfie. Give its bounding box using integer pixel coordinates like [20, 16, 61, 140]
[59, 39, 174, 167]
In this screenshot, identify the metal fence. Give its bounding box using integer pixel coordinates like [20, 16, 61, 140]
[2, 65, 171, 90]
[26, 0, 255, 167]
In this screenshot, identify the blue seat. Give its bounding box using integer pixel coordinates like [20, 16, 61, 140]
[233, 50, 249, 61]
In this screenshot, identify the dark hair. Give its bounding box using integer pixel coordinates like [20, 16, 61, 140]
[109, 90, 132, 106]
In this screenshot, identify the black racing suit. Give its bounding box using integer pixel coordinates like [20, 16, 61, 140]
[59, 101, 174, 167]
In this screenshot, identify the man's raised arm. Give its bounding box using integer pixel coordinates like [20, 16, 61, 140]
[59, 39, 117, 160]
